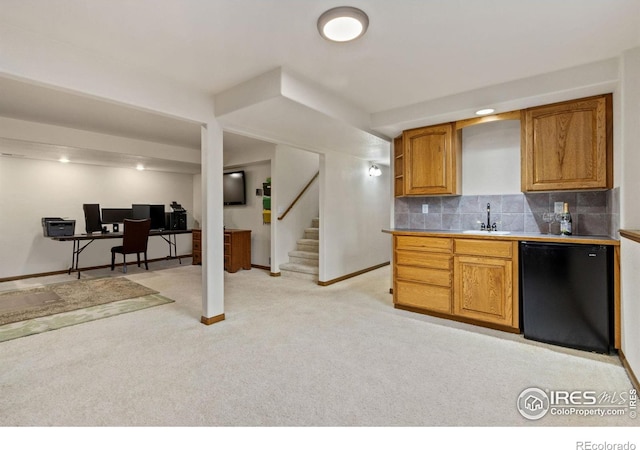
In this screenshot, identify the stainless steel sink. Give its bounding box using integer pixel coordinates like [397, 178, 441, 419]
[462, 230, 511, 235]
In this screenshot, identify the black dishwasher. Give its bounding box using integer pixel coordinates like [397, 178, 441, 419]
[519, 242, 614, 354]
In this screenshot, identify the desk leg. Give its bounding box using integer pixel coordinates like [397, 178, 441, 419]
[68, 240, 77, 275]
[72, 239, 95, 279]
[74, 239, 81, 279]
[171, 234, 181, 264]
[159, 233, 181, 263]
[76, 239, 83, 279]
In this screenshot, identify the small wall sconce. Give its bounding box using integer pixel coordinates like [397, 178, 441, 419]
[369, 164, 382, 177]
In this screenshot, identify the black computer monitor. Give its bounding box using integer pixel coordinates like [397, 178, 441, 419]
[149, 204, 165, 230]
[101, 208, 133, 224]
[83, 204, 102, 233]
[132, 204, 150, 220]
[132, 204, 165, 230]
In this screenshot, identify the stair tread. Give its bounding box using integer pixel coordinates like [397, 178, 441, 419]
[279, 262, 319, 274]
[284, 259, 318, 268]
[289, 250, 319, 258]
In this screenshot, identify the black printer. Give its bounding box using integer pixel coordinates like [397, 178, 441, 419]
[42, 217, 76, 237]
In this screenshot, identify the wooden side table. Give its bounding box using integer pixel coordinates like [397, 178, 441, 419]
[192, 229, 202, 265]
[224, 229, 251, 272]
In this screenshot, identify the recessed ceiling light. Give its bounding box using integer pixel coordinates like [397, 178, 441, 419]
[59, 157, 69, 163]
[136, 164, 145, 171]
[318, 6, 369, 42]
[475, 108, 495, 116]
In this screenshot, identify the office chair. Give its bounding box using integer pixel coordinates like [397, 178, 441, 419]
[110, 219, 151, 273]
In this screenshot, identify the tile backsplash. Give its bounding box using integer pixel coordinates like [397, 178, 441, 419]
[394, 188, 620, 238]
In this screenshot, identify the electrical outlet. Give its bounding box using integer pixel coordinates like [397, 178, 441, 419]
[554, 202, 563, 214]
[422, 204, 429, 214]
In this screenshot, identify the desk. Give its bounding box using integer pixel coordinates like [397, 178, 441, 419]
[52, 229, 192, 278]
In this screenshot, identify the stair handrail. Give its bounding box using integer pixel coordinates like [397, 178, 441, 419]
[277, 171, 319, 221]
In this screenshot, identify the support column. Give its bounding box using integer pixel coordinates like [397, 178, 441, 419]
[200, 120, 225, 324]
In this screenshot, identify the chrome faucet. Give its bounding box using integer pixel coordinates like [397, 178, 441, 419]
[480, 203, 497, 231]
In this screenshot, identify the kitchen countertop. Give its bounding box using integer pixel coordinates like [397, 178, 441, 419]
[382, 228, 620, 246]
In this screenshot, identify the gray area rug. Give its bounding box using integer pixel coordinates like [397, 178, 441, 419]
[0, 277, 159, 326]
[0, 293, 174, 343]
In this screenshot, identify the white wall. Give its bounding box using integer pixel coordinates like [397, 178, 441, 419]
[461, 120, 521, 195]
[0, 157, 194, 279]
[193, 173, 203, 228]
[222, 161, 271, 267]
[199, 141, 320, 272]
[320, 151, 391, 282]
[620, 46, 640, 380]
[273, 145, 320, 272]
[223, 140, 276, 268]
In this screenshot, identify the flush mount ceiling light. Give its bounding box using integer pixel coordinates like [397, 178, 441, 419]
[369, 164, 382, 177]
[318, 6, 369, 42]
[59, 157, 69, 163]
[475, 108, 495, 116]
[136, 164, 145, 171]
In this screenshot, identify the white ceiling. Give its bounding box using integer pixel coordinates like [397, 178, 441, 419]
[0, 0, 639, 170]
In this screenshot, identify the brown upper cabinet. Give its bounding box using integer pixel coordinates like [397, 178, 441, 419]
[401, 123, 462, 196]
[394, 94, 612, 197]
[394, 135, 404, 197]
[521, 94, 613, 192]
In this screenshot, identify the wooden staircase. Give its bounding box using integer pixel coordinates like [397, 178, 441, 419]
[279, 217, 319, 281]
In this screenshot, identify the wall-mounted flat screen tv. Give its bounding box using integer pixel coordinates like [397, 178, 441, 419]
[223, 170, 246, 206]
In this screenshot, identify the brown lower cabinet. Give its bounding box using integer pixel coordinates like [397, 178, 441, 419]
[224, 229, 251, 273]
[453, 239, 518, 329]
[191, 228, 252, 273]
[393, 235, 519, 332]
[192, 229, 202, 265]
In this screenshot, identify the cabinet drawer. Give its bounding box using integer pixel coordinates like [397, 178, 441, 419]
[396, 250, 451, 270]
[224, 243, 231, 256]
[192, 240, 201, 251]
[396, 236, 452, 253]
[192, 252, 201, 265]
[192, 229, 201, 240]
[454, 239, 513, 258]
[395, 280, 451, 313]
[224, 233, 231, 244]
[397, 265, 450, 287]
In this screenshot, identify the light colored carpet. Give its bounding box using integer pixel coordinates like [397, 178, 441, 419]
[0, 264, 634, 427]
